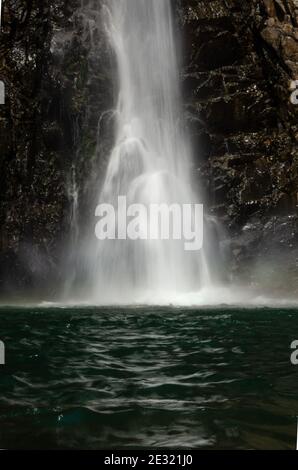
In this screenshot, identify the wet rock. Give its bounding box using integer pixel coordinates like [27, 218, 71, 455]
[177, 0, 298, 292]
[0, 0, 113, 298]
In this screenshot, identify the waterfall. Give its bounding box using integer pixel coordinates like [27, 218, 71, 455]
[73, 0, 221, 305]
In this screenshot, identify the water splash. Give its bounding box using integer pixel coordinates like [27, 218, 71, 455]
[66, 0, 225, 305]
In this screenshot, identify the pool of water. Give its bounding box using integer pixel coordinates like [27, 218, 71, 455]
[0, 306, 297, 449]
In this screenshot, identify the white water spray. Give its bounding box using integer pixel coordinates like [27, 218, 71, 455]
[76, 0, 220, 304]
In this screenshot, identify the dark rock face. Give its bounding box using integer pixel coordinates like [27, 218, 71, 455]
[0, 0, 297, 298]
[177, 0, 298, 295]
[0, 0, 113, 298]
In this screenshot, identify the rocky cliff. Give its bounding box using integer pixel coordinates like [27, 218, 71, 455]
[0, 0, 113, 298]
[0, 0, 297, 299]
[178, 0, 298, 295]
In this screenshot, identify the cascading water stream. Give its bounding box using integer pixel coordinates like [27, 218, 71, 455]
[73, 0, 221, 304]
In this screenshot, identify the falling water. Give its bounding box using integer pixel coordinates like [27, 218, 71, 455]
[76, 0, 220, 304]
[64, 165, 79, 296]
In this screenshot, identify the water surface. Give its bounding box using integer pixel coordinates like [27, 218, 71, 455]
[0, 306, 297, 449]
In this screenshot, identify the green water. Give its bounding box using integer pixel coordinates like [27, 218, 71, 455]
[0, 306, 298, 449]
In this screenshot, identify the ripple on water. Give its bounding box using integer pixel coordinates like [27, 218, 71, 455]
[0, 306, 297, 449]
